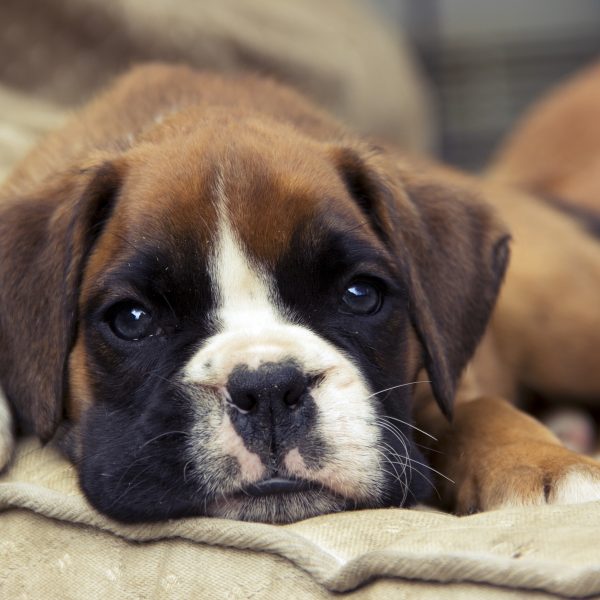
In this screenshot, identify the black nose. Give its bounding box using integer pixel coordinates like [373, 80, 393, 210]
[226, 363, 308, 413]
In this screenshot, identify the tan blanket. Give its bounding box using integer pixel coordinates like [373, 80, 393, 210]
[2, 439, 600, 599]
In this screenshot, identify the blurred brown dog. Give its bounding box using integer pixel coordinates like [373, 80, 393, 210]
[485, 61, 600, 414]
[491, 60, 600, 216]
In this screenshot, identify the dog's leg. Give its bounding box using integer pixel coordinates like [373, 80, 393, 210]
[0, 384, 15, 471]
[416, 396, 600, 513]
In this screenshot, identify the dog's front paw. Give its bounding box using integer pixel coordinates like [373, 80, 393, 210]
[0, 386, 15, 471]
[428, 397, 600, 515]
[455, 444, 600, 514]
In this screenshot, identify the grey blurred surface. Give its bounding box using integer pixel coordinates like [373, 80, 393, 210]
[372, 0, 600, 170]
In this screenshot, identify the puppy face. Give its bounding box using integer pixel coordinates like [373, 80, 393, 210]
[0, 68, 509, 523]
[70, 129, 430, 522]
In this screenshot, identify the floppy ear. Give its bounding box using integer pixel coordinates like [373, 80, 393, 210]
[331, 146, 510, 418]
[0, 163, 123, 440]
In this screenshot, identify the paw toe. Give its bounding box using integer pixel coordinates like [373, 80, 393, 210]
[549, 465, 600, 504]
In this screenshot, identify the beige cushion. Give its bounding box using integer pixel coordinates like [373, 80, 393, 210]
[0, 86, 64, 181]
[1, 438, 600, 599]
[0, 0, 434, 153]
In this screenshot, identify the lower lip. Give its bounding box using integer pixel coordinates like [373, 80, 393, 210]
[243, 477, 318, 496]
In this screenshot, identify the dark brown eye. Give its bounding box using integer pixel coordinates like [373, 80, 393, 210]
[108, 302, 154, 341]
[341, 281, 382, 315]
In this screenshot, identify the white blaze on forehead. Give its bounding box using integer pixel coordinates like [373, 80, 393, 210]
[182, 184, 385, 499]
[212, 208, 280, 331]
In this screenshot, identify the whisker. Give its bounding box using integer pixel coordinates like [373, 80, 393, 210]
[373, 446, 405, 480]
[107, 463, 157, 508]
[377, 421, 409, 448]
[415, 442, 443, 455]
[182, 459, 194, 484]
[404, 456, 454, 484]
[377, 415, 438, 441]
[105, 229, 145, 255]
[364, 380, 431, 401]
[378, 437, 443, 501]
[376, 441, 410, 505]
[138, 430, 188, 450]
[146, 371, 180, 387]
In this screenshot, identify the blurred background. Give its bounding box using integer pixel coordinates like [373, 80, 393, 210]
[379, 0, 600, 169]
[0, 0, 599, 177]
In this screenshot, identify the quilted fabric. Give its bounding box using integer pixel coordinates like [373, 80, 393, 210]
[2, 439, 600, 599]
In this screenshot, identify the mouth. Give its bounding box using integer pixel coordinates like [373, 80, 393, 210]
[242, 477, 320, 496]
[207, 477, 361, 522]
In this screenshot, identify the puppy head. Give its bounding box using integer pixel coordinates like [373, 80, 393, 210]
[0, 118, 509, 522]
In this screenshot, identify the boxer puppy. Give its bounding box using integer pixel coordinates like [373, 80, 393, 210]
[0, 64, 599, 523]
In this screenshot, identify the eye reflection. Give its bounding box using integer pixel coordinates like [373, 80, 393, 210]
[108, 302, 155, 341]
[341, 281, 382, 315]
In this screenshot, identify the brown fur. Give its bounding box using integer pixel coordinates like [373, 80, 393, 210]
[427, 167, 600, 402]
[473, 62, 600, 405]
[489, 60, 600, 215]
[0, 65, 338, 437]
[482, 62, 600, 405]
[419, 396, 600, 513]
[0, 64, 506, 433]
[1, 63, 599, 516]
[417, 62, 600, 513]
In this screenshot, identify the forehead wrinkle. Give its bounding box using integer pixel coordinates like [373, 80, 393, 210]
[88, 140, 220, 263]
[217, 143, 341, 268]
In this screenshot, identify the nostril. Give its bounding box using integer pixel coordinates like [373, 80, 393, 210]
[226, 362, 309, 413]
[236, 392, 257, 412]
[226, 389, 257, 413]
[283, 381, 305, 408]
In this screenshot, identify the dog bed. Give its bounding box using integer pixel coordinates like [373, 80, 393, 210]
[1, 438, 600, 599]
